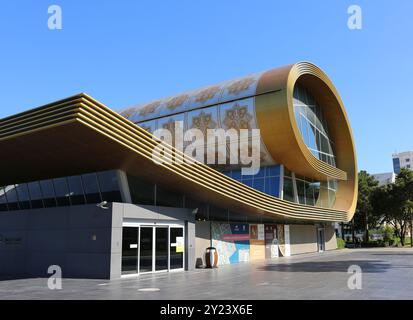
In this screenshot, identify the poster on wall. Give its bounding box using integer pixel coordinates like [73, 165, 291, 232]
[211, 222, 250, 265]
[249, 224, 265, 261]
[265, 224, 279, 258]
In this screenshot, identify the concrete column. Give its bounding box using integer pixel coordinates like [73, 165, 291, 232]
[185, 220, 196, 271]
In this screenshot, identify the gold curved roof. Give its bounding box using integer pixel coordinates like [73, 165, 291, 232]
[0, 92, 351, 222]
[120, 62, 358, 219]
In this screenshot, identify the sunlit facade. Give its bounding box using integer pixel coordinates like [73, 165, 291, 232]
[0, 62, 357, 279]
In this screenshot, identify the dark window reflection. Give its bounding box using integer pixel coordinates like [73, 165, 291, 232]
[155, 227, 168, 271]
[4, 186, 19, 210]
[98, 171, 122, 202]
[121, 227, 139, 274]
[128, 175, 154, 205]
[283, 177, 295, 202]
[140, 227, 153, 273]
[39, 180, 57, 207]
[156, 185, 183, 208]
[82, 173, 102, 204]
[53, 177, 71, 206]
[28, 181, 43, 209]
[0, 187, 9, 211]
[15, 184, 31, 210]
[67, 176, 86, 205]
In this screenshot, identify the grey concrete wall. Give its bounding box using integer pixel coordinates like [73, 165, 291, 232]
[325, 224, 338, 251]
[289, 224, 318, 255]
[0, 204, 114, 279]
[0, 203, 195, 280]
[195, 221, 211, 267]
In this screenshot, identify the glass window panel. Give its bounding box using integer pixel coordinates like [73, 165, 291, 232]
[266, 165, 280, 177]
[320, 134, 330, 155]
[222, 171, 232, 178]
[328, 189, 336, 208]
[155, 227, 169, 271]
[27, 181, 43, 209]
[231, 170, 241, 180]
[139, 227, 153, 273]
[0, 187, 8, 211]
[97, 171, 122, 202]
[67, 176, 86, 205]
[39, 180, 56, 207]
[97, 171, 119, 192]
[253, 178, 265, 193]
[5, 185, 19, 210]
[301, 117, 309, 146]
[128, 175, 154, 205]
[121, 227, 139, 275]
[319, 182, 329, 208]
[283, 177, 295, 202]
[156, 185, 183, 208]
[209, 205, 228, 221]
[185, 197, 208, 221]
[305, 181, 315, 206]
[293, 84, 336, 167]
[15, 183, 31, 210]
[284, 167, 292, 177]
[308, 124, 317, 151]
[296, 179, 306, 205]
[53, 177, 71, 206]
[254, 168, 265, 178]
[242, 179, 253, 188]
[312, 182, 321, 206]
[265, 177, 280, 197]
[82, 173, 102, 204]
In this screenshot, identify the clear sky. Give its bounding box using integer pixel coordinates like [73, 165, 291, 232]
[0, 0, 412, 174]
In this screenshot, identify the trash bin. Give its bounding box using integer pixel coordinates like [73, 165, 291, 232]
[205, 247, 218, 268]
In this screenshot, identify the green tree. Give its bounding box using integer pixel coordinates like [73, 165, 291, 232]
[372, 168, 413, 246]
[353, 171, 379, 243]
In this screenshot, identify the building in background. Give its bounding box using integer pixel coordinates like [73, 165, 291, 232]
[0, 62, 357, 279]
[371, 172, 396, 186]
[392, 151, 413, 174]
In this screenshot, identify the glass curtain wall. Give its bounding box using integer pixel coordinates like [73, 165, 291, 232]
[0, 170, 122, 212]
[293, 84, 337, 167]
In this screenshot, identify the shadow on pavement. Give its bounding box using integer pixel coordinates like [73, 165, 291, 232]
[257, 260, 393, 273]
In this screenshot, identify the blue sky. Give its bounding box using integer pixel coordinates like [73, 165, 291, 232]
[0, 0, 412, 173]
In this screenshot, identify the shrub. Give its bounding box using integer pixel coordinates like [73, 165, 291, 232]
[337, 238, 346, 249]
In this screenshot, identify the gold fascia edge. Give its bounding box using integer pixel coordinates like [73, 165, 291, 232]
[255, 62, 357, 221]
[0, 93, 349, 222]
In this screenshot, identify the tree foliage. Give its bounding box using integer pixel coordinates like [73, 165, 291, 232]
[371, 168, 413, 246]
[353, 170, 379, 242]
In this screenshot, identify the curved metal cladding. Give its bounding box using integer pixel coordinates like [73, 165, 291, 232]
[0, 91, 353, 222]
[120, 62, 358, 221]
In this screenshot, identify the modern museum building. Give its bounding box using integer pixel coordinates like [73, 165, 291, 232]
[0, 62, 357, 279]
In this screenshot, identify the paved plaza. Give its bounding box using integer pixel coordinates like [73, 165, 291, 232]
[1, 248, 412, 300]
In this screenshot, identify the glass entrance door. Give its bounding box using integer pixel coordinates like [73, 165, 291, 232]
[170, 227, 184, 270]
[139, 227, 153, 273]
[121, 224, 185, 275]
[155, 227, 169, 271]
[121, 227, 139, 274]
